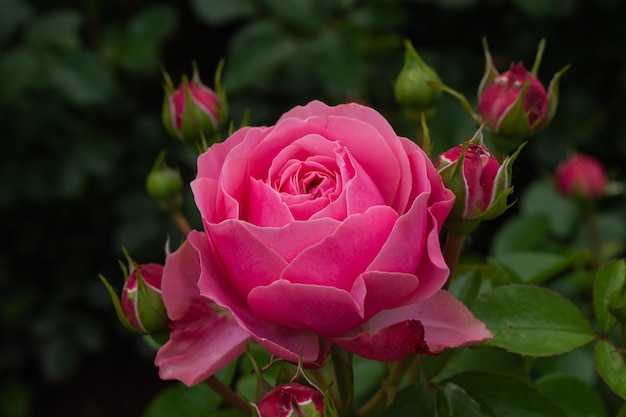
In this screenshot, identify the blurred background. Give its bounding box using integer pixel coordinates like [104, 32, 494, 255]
[2, 0, 626, 415]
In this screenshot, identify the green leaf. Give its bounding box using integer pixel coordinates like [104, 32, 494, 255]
[594, 340, 626, 400]
[378, 384, 437, 417]
[433, 346, 529, 382]
[24, 10, 82, 50]
[143, 383, 223, 417]
[445, 371, 568, 417]
[535, 373, 607, 417]
[490, 251, 572, 285]
[472, 284, 596, 356]
[448, 269, 482, 307]
[190, 0, 256, 26]
[439, 383, 488, 417]
[594, 259, 626, 334]
[520, 180, 579, 238]
[258, 0, 328, 29]
[225, 20, 297, 93]
[128, 4, 178, 42]
[490, 214, 549, 256]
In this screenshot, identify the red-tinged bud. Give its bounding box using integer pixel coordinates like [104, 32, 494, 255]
[121, 263, 169, 335]
[256, 383, 325, 417]
[162, 61, 227, 150]
[99, 250, 170, 345]
[554, 152, 607, 201]
[434, 129, 521, 235]
[477, 38, 569, 155]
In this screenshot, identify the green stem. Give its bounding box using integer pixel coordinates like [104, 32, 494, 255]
[357, 354, 418, 417]
[442, 230, 467, 287]
[170, 210, 193, 237]
[205, 376, 252, 416]
[332, 346, 355, 417]
[583, 205, 601, 267]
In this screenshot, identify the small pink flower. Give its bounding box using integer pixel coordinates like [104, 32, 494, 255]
[256, 383, 325, 417]
[555, 152, 607, 201]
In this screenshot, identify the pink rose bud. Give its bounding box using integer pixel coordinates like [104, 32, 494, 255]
[554, 152, 607, 201]
[435, 129, 520, 235]
[257, 383, 325, 417]
[394, 39, 442, 122]
[162, 61, 227, 148]
[477, 38, 569, 155]
[121, 263, 169, 336]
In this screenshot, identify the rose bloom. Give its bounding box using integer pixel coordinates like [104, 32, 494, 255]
[155, 101, 492, 386]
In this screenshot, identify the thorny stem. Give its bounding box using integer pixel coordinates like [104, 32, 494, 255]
[170, 210, 193, 237]
[205, 376, 252, 416]
[357, 354, 418, 417]
[442, 230, 467, 287]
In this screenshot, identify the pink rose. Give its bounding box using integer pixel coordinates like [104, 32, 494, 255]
[155, 101, 492, 386]
[256, 383, 325, 417]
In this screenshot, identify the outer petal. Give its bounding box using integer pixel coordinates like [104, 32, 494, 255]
[332, 290, 492, 360]
[192, 232, 323, 364]
[155, 233, 250, 386]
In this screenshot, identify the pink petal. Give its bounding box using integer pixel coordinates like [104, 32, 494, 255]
[191, 232, 323, 363]
[244, 218, 340, 263]
[281, 206, 398, 290]
[207, 221, 288, 298]
[332, 320, 427, 361]
[350, 271, 419, 319]
[247, 280, 364, 336]
[331, 290, 492, 361]
[247, 178, 294, 226]
[156, 234, 250, 385]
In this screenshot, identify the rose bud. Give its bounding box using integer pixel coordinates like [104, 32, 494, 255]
[477, 38, 569, 155]
[100, 252, 170, 345]
[162, 61, 227, 149]
[434, 129, 521, 235]
[146, 151, 183, 213]
[394, 39, 442, 122]
[554, 152, 607, 201]
[256, 383, 325, 417]
[121, 263, 169, 336]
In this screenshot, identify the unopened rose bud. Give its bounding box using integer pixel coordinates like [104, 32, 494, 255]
[394, 39, 442, 123]
[146, 151, 183, 213]
[554, 152, 607, 201]
[435, 129, 520, 235]
[256, 383, 325, 417]
[121, 263, 169, 335]
[477, 38, 568, 155]
[162, 61, 227, 148]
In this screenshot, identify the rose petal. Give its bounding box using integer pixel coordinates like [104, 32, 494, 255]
[207, 221, 288, 298]
[247, 178, 294, 226]
[350, 271, 419, 319]
[281, 206, 397, 290]
[156, 233, 249, 385]
[247, 281, 364, 336]
[332, 320, 427, 361]
[331, 290, 492, 361]
[192, 232, 323, 363]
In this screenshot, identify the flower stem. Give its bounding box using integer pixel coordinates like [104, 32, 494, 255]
[205, 376, 252, 416]
[442, 230, 467, 287]
[357, 354, 417, 417]
[583, 205, 601, 267]
[331, 346, 355, 417]
[170, 210, 193, 237]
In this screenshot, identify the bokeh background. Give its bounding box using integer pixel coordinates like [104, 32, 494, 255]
[2, 0, 626, 415]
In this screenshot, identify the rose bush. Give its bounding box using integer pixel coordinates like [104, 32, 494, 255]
[155, 100, 492, 386]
